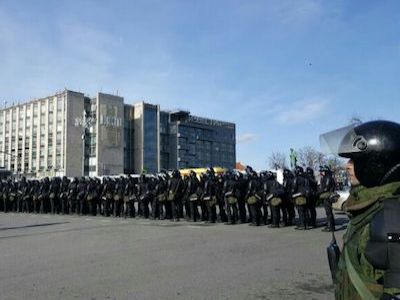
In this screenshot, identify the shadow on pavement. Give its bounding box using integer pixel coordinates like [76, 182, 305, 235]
[0, 222, 70, 231]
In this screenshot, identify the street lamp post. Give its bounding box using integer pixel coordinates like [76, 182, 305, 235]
[74, 110, 95, 177]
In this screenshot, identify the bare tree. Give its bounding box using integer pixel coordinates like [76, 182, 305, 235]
[268, 151, 287, 170]
[297, 146, 324, 171]
[321, 155, 346, 174]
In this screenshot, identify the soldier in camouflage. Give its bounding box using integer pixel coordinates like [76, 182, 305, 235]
[321, 120, 400, 299]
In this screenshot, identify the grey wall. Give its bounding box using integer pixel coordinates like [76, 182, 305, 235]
[65, 91, 85, 177]
[96, 93, 124, 176]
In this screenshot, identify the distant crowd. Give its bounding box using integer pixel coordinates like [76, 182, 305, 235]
[0, 165, 337, 230]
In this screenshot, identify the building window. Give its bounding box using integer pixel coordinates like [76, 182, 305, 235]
[57, 99, 63, 111]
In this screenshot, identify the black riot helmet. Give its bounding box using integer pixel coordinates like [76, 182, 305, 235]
[306, 167, 314, 177]
[319, 165, 330, 174]
[294, 166, 304, 176]
[283, 168, 293, 179]
[337, 120, 400, 187]
[172, 169, 180, 178]
[265, 171, 275, 180]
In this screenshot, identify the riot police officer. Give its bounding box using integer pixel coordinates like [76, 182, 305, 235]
[264, 171, 285, 228]
[138, 175, 152, 219]
[215, 173, 227, 223]
[124, 175, 137, 218]
[259, 172, 270, 225]
[39, 177, 50, 213]
[22, 179, 33, 213]
[282, 169, 295, 226]
[246, 171, 262, 226]
[101, 177, 114, 217]
[292, 166, 311, 230]
[17, 177, 28, 213]
[320, 120, 400, 299]
[113, 177, 125, 217]
[76, 177, 87, 215]
[49, 177, 61, 214]
[202, 169, 217, 223]
[237, 171, 248, 223]
[186, 171, 201, 222]
[157, 173, 169, 220]
[86, 178, 98, 216]
[59, 176, 70, 214]
[223, 171, 239, 225]
[68, 177, 78, 214]
[32, 180, 41, 213]
[306, 167, 318, 229]
[167, 170, 183, 221]
[319, 165, 336, 232]
[8, 179, 17, 212]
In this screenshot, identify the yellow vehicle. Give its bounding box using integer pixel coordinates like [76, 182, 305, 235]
[179, 167, 227, 179]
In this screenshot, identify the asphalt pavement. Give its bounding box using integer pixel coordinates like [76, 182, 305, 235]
[0, 208, 347, 300]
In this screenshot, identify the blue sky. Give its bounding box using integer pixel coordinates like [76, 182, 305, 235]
[0, 0, 399, 169]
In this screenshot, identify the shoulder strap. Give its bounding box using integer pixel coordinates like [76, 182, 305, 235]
[344, 247, 376, 300]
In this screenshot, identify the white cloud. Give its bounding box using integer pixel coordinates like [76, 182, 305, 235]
[0, 8, 120, 100]
[237, 133, 259, 144]
[275, 99, 329, 125]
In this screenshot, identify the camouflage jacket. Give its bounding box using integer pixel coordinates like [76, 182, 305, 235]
[335, 182, 400, 300]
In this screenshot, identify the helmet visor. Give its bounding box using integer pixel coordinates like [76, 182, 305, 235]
[319, 124, 363, 156]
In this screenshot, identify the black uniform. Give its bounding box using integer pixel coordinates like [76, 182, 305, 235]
[264, 172, 285, 228]
[202, 170, 217, 223]
[236, 173, 248, 223]
[59, 177, 70, 214]
[68, 178, 78, 214]
[124, 176, 137, 218]
[157, 175, 169, 220]
[246, 173, 262, 226]
[282, 169, 295, 226]
[101, 178, 114, 217]
[8, 180, 17, 212]
[215, 174, 227, 222]
[292, 166, 311, 230]
[113, 177, 125, 217]
[32, 180, 41, 213]
[86, 178, 99, 216]
[18, 177, 29, 213]
[319, 166, 336, 232]
[39, 178, 50, 213]
[167, 170, 183, 221]
[76, 177, 87, 215]
[306, 167, 318, 228]
[186, 171, 201, 222]
[138, 175, 152, 219]
[223, 172, 239, 225]
[49, 177, 61, 214]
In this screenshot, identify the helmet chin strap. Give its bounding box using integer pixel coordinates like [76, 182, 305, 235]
[380, 162, 400, 185]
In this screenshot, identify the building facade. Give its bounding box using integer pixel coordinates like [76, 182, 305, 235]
[167, 111, 236, 170]
[0, 89, 236, 177]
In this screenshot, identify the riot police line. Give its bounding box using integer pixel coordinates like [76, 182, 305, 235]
[0, 165, 336, 230]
